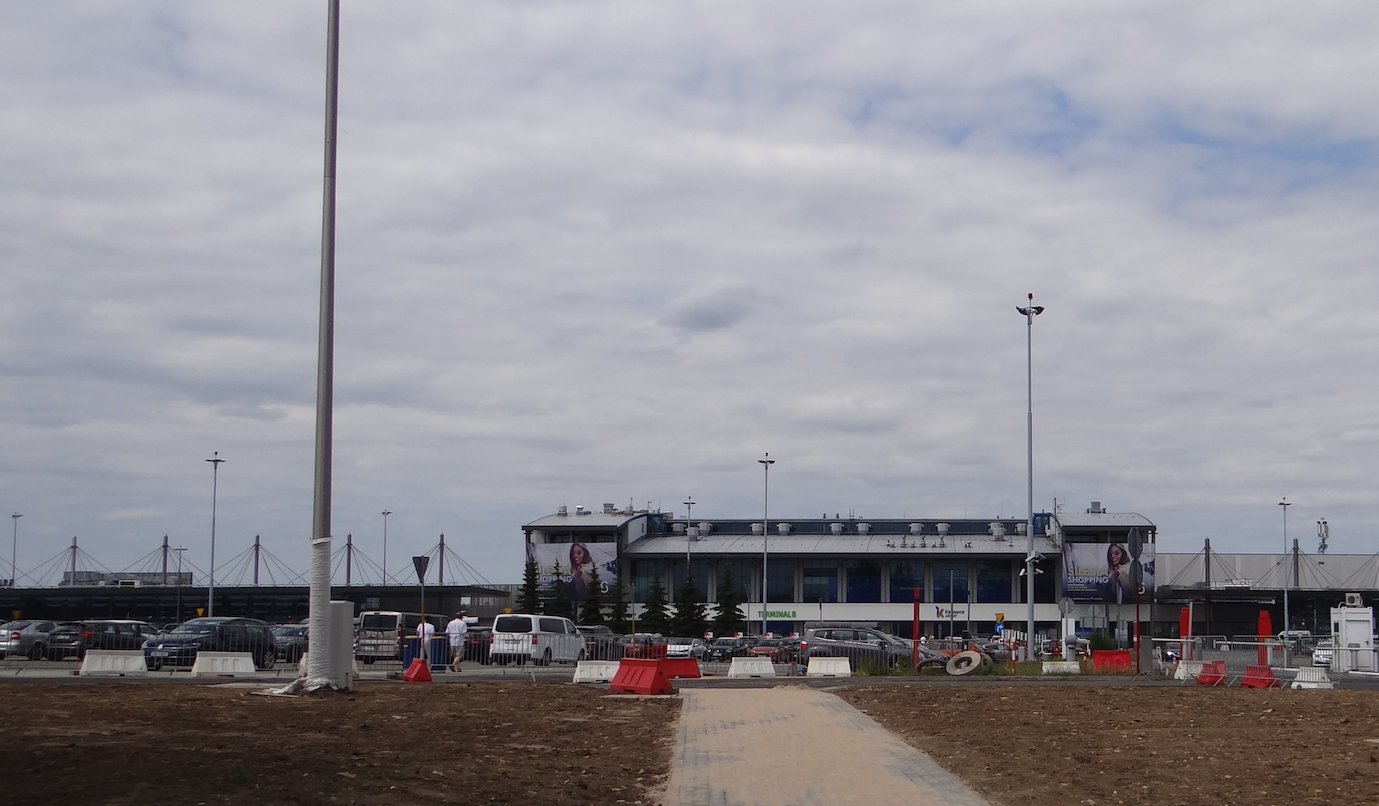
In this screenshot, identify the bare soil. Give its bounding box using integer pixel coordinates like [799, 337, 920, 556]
[836, 684, 1379, 806]
[6, 680, 1379, 806]
[1, 682, 678, 805]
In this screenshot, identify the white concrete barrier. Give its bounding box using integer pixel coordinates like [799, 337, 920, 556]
[1174, 660, 1205, 681]
[1291, 666, 1335, 690]
[806, 657, 851, 677]
[727, 657, 776, 678]
[191, 651, 257, 677]
[573, 660, 621, 683]
[1042, 660, 1081, 675]
[79, 650, 148, 676]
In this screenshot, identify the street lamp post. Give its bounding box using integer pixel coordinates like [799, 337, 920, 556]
[174, 546, 186, 623]
[9, 513, 20, 588]
[683, 497, 695, 588]
[1279, 497, 1291, 665]
[758, 454, 774, 637]
[1017, 294, 1044, 660]
[382, 510, 392, 585]
[206, 452, 225, 617]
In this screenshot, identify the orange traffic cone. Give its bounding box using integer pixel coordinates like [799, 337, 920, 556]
[403, 657, 432, 682]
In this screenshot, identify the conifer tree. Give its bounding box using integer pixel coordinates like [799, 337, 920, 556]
[546, 560, 573, 619]
[607, 579, 631, 633]
[579, 564, 605, 625]
[670, 574, 709, 638]
[712, 566, 747, 635]
[515, 556, 542, 614]
[639, 574, 671, 634]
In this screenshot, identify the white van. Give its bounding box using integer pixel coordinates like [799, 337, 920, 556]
[489, 614, 584, 666]
[355, 611, 443, 664]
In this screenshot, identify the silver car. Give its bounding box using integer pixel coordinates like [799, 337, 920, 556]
[0, 620, 59, 660]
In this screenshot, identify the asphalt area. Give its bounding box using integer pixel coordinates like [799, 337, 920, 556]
[3, 679, 1377, 805]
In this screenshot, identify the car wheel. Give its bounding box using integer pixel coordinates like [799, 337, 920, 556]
[362, 657, 375, 665]
[256, 652, 275, 671]
[28, 643, 44, 661]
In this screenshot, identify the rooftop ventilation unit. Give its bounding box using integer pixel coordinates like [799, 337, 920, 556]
[751, 523, 764, 535]
[936, 523, 949, 535]
[558, 505, 568, 516]
[857, 523, 871, 535]
[910, 523, 923, 535]
[831, 523, 844, 535]
[1088, 502, 1103, 514]
[777, 523, 791, 535]
[603, 503, 616, 514]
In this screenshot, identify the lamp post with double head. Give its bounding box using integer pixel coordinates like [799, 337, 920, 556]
[1279, 497, 1291, 664]
[683, 497, 695, 587]
[381, 510, 392, 585]
[758, 454, 774, 637]
[9, 513, 20, 588]
[206, 452, 225, 617]
[1016, 294, 1044, 660]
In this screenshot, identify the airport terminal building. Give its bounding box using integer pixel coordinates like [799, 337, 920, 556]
[524, 501, 1374, 642]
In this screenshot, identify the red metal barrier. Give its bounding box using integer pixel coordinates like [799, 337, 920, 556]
[1240, 664, 1280, 689]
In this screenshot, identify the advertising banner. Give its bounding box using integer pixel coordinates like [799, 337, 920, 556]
[1063, 542, 1155, 603]
[527, 542, 619, 600]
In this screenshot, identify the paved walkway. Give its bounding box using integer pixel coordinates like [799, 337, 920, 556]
[664, 686, 992, 806]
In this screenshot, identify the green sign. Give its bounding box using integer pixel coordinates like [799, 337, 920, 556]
[758, 609, 797, 619]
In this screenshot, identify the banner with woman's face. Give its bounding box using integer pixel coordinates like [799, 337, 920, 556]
[527, 542, 619, 597]
[1062, 542, 1156, 603]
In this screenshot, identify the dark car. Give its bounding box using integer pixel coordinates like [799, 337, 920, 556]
[576, 625, 624, 660]
[705, 637, 751, 663]
[0, 620, 58, 660]
[621, 633, 666, 659]
[463, 626, 492, 664]
[799, 625, 947, 671]
[143, 617, 276, 671]
[48, 620, 161, 660]
[272, 624, 309, 663]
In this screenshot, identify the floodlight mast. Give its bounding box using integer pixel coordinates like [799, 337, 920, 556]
[307, 0, 341, 685]
[1016, 294, 1044, 660]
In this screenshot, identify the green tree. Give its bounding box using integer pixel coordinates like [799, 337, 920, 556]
[670, 575, 709, 638]
[607, 579, 631, 633]
[579, 565, 605, 625]
[546, 560, 574, 619]
[712, 567, 747, 635]
[515, 556, 542, 614]
[638, 574, 671, 635]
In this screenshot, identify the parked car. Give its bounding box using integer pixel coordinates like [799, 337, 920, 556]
[705, 637, 751, 663]
[747, 637, 791, 663]
[666, 637, 708, 660]
[1312, 638, 1334, 667]
[621, 633, 666, 659]
[489, 614, 583, 666]
[0, 620, 58, 660]
[272, 624, 309, 663]
[576, 624, 625, 660]
[48, 620, 161, 660]
[143, 617, 277, 671]
[799, 625, 947, 670]
[463, 625, 492, 664]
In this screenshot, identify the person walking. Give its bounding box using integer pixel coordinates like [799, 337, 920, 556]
[445, 611, 469, 672]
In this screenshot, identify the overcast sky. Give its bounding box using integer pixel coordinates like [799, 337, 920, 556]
[3, 2, 1378, 586]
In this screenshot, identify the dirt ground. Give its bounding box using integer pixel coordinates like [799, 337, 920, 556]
[1, 682, 679, 805]
[5, 680, 1379, 806]
[836, 683, 1379, 806]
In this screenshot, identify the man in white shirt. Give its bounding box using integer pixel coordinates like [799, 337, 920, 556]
[444, 612, 469, 672]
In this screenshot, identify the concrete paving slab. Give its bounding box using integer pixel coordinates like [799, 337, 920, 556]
[664, 686, 992, 806]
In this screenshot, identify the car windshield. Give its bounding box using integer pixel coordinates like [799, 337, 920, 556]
[169, 623, 218, 635]
[712, 638, 737, 647]
[668, 638, 693, 645]
[361, 614, 398, 631]
[273, 626, 306, 637]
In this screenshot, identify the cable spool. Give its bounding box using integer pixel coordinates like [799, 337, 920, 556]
[946, 650, 984, 676]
